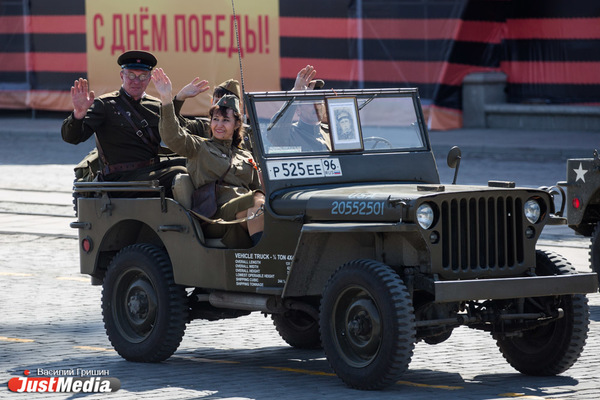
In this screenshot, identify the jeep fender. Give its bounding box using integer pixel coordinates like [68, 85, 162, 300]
[283, 222, 428, 297]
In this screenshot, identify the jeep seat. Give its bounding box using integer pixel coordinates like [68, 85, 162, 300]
[172, 173, 194, 209]
[172, 173, 226, 248]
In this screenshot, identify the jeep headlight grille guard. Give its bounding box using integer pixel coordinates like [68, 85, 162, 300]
[428, 194, 546, 275]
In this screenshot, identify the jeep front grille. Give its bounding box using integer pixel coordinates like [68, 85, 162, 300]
[440, 196, 524, 272]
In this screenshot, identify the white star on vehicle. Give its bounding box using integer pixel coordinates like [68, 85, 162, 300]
[574, 163, 588, 183]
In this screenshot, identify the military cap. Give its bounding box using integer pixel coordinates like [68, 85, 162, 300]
[216, 79, 241, 99]
[215, 94, 240, 114]
[117, 50, 157, 71]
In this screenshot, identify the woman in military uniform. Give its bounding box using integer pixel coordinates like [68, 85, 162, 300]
[152, 68, 264, 248]
[171, 77, 253, 151]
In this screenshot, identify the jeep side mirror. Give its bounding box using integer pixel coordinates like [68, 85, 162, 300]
[447, 146, 461, 185]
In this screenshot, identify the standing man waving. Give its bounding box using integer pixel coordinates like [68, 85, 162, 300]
[61, 50, 190, 196]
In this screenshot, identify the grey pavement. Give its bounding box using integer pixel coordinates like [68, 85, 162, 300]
[1, 116, 600, 399]
[1, 117, 597, 186]
[0, 116, 598, 238]
[0, 116, 597, 160]
[0, 230, 594, 400]
[0, 117, 92, 166]
[429, 128, 597, 161]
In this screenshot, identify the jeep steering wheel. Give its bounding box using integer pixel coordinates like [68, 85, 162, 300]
[364, 136, 393, 149]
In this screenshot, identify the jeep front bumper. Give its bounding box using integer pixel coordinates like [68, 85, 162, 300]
[434, 273, 598, 302]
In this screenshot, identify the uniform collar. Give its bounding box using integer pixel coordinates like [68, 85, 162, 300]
[120, 87, 146, 102]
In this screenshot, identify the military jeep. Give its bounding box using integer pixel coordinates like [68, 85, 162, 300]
[557, 150, 600, 279]
[72, 88, 598, 390]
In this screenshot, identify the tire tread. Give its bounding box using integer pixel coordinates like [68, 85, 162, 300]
[102, 243, 188, 363]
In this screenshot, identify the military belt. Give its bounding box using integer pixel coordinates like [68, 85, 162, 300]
[103, 157, 160, 175]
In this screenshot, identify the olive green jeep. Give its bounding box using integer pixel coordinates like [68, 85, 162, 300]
[557, 150, 600, 279]
[71, 88, 598, 390]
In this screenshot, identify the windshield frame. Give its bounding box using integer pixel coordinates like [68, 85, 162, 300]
[244, 88, 439, 193]
[246, 88, 430, 159]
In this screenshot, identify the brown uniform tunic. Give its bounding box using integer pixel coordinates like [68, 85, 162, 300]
[160, 102, 260, 247]
[266, 102, 331, 152]
[173, 98, 212, 138]
[173, 97, 253, 150]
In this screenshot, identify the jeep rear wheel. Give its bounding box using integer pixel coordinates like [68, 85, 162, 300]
[496, 250, 589, 375]
[320, 260, 415, 390]
[102, 244, 188, 362]
[272, 310, 321, 349]
[590, 221, 600, 281]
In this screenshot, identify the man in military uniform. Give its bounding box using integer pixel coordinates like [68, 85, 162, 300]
[266, 65, 331, 153]
[61, 50, 187, 197]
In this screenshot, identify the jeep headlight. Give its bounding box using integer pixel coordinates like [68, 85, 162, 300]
[524, 198, 541, 224]
[417, 203, 435, 229]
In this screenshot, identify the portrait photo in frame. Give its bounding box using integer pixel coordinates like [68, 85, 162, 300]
[326, 96, 363, 151]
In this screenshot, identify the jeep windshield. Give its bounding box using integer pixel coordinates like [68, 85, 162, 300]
[248, 88, 427, 156]
[246, 88, 439, 191]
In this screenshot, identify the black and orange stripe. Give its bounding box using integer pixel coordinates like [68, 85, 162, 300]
[1, 0, 599, 129]
[279, 0, 509, 128]
[503, 1, 600, 104]
[0, 1, 85, 110]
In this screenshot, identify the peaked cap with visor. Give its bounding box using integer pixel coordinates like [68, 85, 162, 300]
[117, 50, 157, 71]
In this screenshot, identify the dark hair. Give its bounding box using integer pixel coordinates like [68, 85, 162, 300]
[213, 86, 232, 100]
[209, 105, 244, 148]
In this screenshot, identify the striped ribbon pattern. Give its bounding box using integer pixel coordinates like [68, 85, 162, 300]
[1, 0, 599, 129]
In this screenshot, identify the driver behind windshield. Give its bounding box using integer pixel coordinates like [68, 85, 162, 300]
[266, 65, 330, 152]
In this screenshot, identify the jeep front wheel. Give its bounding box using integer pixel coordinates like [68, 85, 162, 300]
[496, 250, 589, 375]
[320, 260, 415, 390]
[102, 244, 188, 362]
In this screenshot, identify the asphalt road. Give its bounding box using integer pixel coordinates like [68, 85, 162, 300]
[0, 119, 598, 399]
[0, 232, 598, 399]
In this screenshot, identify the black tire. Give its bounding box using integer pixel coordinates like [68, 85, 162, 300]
[590, 221, 600, 279]
[496, 250, 589, 376]
[102, 244, 188, 362]
[72, 191, 79, 217]
[272, 310, 321, 349]
[320, 260, 415, 390]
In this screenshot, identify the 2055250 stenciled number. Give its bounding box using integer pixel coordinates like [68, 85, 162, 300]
[331, 200, 385, 216]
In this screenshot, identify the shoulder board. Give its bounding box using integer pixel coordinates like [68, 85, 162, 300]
[98, 91, 120, 100]
[143, 94, 161, 102]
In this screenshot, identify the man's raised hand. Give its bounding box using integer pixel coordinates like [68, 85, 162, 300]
[71, 78, 95, 119]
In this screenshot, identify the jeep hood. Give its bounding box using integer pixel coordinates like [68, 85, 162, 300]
[270, 183, 548, 222]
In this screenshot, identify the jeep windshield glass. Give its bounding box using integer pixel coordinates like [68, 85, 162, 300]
[254, 93, 425, 155]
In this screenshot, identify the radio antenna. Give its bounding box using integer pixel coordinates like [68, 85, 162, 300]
[231, 0, 246, 120]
